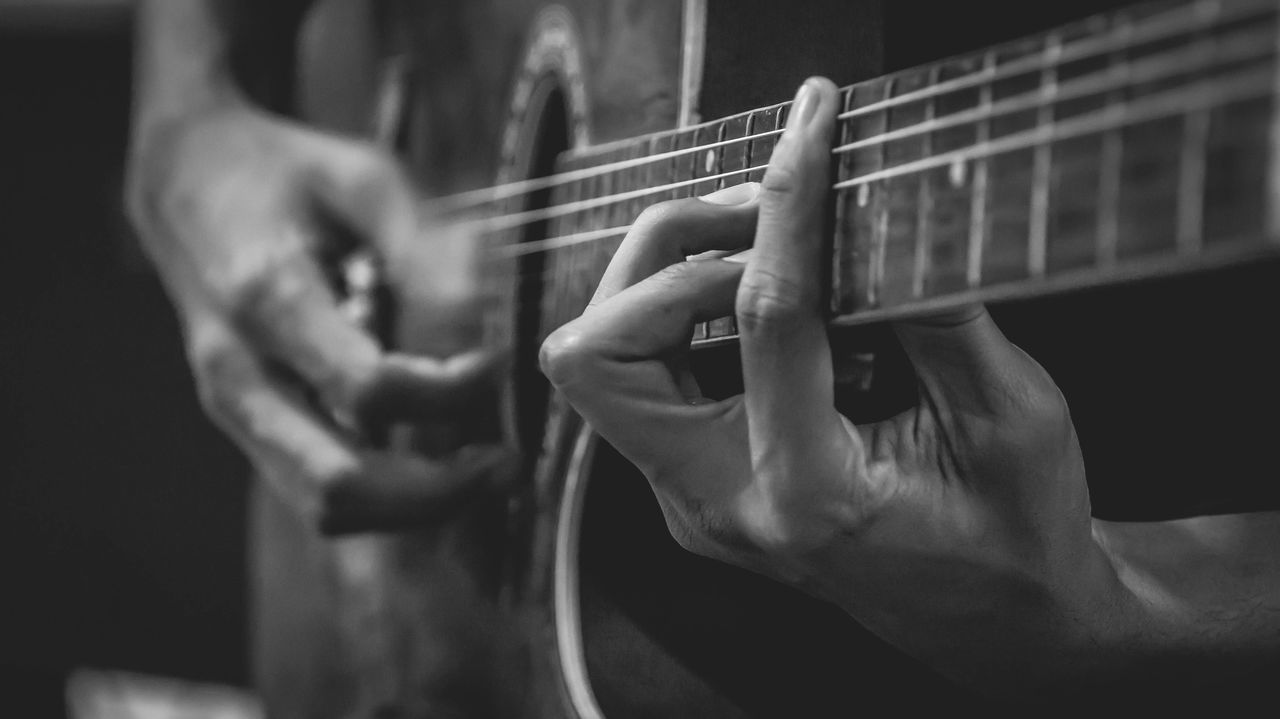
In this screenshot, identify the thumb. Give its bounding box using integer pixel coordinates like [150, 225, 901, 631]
[307, 136, 419, 255]
[893, 305, 1061, 420]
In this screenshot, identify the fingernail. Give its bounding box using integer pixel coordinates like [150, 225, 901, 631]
[785, 79, 819, 135]
[722, 248, 754, 264]
[698, 181, 761, 205]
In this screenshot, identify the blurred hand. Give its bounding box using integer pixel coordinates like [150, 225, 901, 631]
[540, 78, 1127, 694]
[126, 101, 515, 534]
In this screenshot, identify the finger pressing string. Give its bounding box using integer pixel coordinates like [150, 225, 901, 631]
[589, 185, 759, 309]
[738, 77, 846, 462]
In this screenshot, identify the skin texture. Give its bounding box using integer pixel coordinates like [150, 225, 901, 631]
[541, 77, 1280, 702]
[126, 0, 513, 535]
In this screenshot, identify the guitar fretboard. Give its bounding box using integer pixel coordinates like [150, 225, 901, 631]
[476, 0, 1280, 346]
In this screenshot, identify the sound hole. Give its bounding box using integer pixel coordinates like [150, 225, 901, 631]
[515, 80, 571, 455]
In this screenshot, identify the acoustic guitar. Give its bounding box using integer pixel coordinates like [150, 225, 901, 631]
[288, 0, 1280, 715]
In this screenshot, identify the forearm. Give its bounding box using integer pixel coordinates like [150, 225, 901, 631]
[994, 510, 1280, 705]
[1093, 513, 1280, 665]
[814, 511, 1280, 699]
[132, 0, 315, 132]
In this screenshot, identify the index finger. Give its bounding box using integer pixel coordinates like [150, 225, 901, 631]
[737, 78, 845, 457]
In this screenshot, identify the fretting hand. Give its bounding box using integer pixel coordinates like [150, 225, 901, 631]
[540, 77, 1136, 696]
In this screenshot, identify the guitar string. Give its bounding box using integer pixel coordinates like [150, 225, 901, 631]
[439, 31, 1271, 238]
[424, 128, 785, 212]
[834, 27, 1273, 155]
[461, 59, 1272, 248]
[529, 0, 1257, 173]
[832, 0, 1246, 121]
[457, 163, 768, 235]
[832, 65, 1269, 189]
[481, 63, 1272, 261]
[423, 0, 1269, 213]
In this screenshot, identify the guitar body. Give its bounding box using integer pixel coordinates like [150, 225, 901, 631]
[286, 2, 899, 716]
[276, 1, 1280, 717]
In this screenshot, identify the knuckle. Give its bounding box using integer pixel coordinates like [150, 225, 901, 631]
[630, 199, 684, 234]
[651, 259, 702, 287]
[735, 267, 813, 330]
[538, 325, 593, 389]
[741, 503, 829, 557]
[125, 129, 210, 240]
[219, 262, 297, 330]
[759, 153, 803, 199]
[629, 198, 707, 249]
[738, 477, 871, 558]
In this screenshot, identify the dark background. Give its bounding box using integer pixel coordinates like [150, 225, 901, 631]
[0, 2, 249, 715]
[2, 0, 1280, 717]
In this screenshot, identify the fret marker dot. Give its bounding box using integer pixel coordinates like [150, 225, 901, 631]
[704, 149, 716, 174]
[857, 184, 870, 207]
[949, 159, 967, 188]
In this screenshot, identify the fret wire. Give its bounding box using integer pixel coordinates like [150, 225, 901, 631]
[1178, 108, 1212, 253]
[674, 129, 695, 198]
[1269, 0, 1280, 238]
[706, 116, 736, 340]
[871, 79, 894, 306]
[1029, 33, 1063, 279]
[1177, 8, 1220, 253]
[831, 25, 1273, 155]
[714, 121, 727, 190]
[569, 99, 791, 160]
[1097, 16, 1131, 268]
[831, 84, 858, 311]
[968, 50, 997, 288]
[465, 163, 767, 234]
[1097, 126, 1124, 267]
[431, 11, 1273, 217]
[837, 0, 1271, 122]
[834, 66, 1272, 190]
[913, 69, 939, 299]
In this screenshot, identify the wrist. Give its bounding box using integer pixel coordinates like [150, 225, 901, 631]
[818, 527, 1148, 699]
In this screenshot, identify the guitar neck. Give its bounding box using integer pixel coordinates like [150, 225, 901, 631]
[518, 0, 1280, 343]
